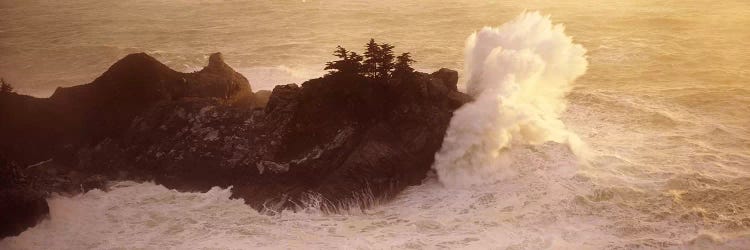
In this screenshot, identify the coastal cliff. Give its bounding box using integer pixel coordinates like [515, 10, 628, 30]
[0, 53, 470, 237]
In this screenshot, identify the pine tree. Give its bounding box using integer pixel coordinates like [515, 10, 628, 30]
[0, 78, 13, 94]
[376, 43, 395, 80]
[323, 41, 414, 80]
[324, 46, 350, 75]
[345, 51, 363, 75]
[393, 53, 416, 80]
[363, 39, 380, 79]
[348, 51, 363, 68]
[324, 46, 363, 76]
[333, 46, 348, 59]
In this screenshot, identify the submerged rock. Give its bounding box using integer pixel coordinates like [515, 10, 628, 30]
[0, 52, 470, 237]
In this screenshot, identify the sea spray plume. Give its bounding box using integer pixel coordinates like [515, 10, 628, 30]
[433, 12, 589, 187]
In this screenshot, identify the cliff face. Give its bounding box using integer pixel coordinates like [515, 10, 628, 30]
[0, 53, 470, 237]
[0, 52, 253, 166]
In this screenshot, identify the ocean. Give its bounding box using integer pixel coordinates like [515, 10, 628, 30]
[1, 0, 749, 249]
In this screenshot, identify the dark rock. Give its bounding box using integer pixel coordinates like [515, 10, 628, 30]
[188, 52, 253, 99]
[253, 90, 272, 107]
[265, 84, 300, 115]
[0, 189, 49, 238]
[0, 157, 49, 238]
[0, 52, 255, 166]
[0, 53, 471, 236]
[430, 68, 459, 91]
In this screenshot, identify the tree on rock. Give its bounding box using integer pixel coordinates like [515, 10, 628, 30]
[392, 53, 416, 80]
[363, 39, 380, 79]
[376, 43, 395, 80]
[0, 78, 13, 94]
[324, 46, 363, 76]
[324, 40, 414, 81]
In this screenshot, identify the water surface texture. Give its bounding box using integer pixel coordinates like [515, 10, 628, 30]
[1, 0, 749, 249]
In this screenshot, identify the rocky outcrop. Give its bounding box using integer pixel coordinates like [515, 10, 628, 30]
[0, 52, 254, 166]
[0, 53, 470, 237]
[0, 158, 49, 238]
[431, 68, 459, 91]
[0, 52, 256, 237]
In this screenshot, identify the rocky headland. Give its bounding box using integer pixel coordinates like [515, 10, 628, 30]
[0, 52, 470, 237]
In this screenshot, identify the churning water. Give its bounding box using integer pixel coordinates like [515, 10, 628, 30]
[1, 0, 749, 249]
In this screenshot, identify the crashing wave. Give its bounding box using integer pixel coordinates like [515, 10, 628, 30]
[433, 12, 589, 187]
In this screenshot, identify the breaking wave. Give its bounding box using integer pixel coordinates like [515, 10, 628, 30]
[433, 12, 589, 187]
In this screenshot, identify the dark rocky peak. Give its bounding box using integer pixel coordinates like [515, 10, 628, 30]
[189, 52, 253, 100]
[48, 52, 253, 101]
[431, 68, 459, 91]
[49, 53, 178, 101]
[1, 52, 257, 167]
[204, 53, 230, 72]
[96, 53, 179, 84]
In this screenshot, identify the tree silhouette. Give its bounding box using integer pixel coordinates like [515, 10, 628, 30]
[392, 53, 416, 80]
[0, 78, 13, 94]
[324, 46, 363, 76]
[324, 41, 416, 81]
[376, 43, 395, 80]
[363, 39, 380, 79]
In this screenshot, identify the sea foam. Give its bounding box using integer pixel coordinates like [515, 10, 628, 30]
[433, 12, 589, 187]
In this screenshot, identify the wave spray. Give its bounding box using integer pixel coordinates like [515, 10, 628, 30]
[434, 12, 589, 187]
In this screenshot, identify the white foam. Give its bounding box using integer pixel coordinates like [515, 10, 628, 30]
[433, 12, 589, 187]
[0, 144, 613, 249]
